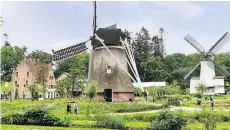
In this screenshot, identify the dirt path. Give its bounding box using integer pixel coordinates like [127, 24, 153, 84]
[111, 106, 202, 115]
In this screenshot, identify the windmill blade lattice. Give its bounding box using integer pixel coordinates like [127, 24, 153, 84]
[210, 58, 230, 76]
[184, 59, 203, 79]
[207, 32, 230, 55]
[52, 41, 88, 62]
[184, 34, 206, 55]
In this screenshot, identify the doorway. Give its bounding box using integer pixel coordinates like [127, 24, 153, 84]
[104, 89, 112, 102]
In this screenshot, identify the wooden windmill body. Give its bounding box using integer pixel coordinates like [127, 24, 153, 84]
[88, 28, 134, 102]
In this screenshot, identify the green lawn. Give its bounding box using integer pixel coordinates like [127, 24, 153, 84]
[1, 124, 109, 130]
[185, 122, 230, 130]
[2, 122, 230, 130]
[1, 96, 230, 130]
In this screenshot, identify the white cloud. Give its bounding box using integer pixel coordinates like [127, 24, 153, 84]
[153, 2, 204, 20]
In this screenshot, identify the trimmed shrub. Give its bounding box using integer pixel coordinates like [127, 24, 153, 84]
[147, 111, 187, 130]
[1, 113, 25, 124]
[197, 110, 222, 130]
[1, 109, 70, 127]
[194, 92, 203, 98]
[95, 114, 126, 129]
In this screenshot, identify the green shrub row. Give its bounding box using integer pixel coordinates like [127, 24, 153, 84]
[1, 109, 71, 127]
[95, 114, 126, 130]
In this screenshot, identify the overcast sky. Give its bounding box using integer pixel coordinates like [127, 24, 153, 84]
[1, 1, 230, 55]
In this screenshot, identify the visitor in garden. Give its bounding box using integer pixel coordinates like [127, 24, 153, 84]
[74, 101, 78, 114]
[143, 92, 147, 102]
[67, 102, 71, 115]
[210, 96, 214, 109]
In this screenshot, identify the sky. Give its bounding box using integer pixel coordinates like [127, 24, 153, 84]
[1, 1, 230, 55]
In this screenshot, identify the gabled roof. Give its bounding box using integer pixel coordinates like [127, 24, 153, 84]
[213, 76, 225, 79]
[191, 76, 225, 80]
[191, 77, 200, 80]
[24, 57, 37, 76]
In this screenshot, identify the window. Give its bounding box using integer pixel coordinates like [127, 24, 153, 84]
[16, 72, 18, 77]
[107, 66, 112, 74]
[50, 76, 54, 80]
[26, 80, 28, 84]
[24, 84, 26, 87]
[50, 85, 54, 88]
[27, 72, 29, 77]
[15, 81, 17, 85]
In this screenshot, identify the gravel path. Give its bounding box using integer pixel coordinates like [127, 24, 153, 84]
[111, 106, 202, 115]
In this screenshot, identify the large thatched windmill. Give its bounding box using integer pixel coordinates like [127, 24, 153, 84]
[53, 2, 137, 102]
[52, 2, 167, 101]
[183, 32, 230, 95]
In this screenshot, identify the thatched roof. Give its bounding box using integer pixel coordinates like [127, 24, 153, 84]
[92, 28, 130, 48]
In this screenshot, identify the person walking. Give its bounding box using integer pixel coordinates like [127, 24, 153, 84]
[67, 102, 71, 115]
[210, 96, 214, 110]
[74, 101, 78, 114]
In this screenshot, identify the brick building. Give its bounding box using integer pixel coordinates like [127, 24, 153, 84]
[11, 56, 56, 99]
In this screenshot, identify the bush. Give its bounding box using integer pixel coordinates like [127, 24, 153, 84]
[95, 114, 125, 129]
[194, 92, 203, 98]
[1, 113, 25, 124]
[196, 99, 202, 105]
[147, 111, 187, 130]
[1, 109, 69, 127]
[197, 110, 222, 130]
[134, 88, 143, 97]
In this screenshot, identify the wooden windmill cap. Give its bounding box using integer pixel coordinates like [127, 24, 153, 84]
[92, 28, 130, 48]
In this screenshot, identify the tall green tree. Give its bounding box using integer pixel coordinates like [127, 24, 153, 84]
[28, 50, 52, 64]
[1, 45, 25, 82]
[35, 64, 49, 86]
[133, 27, 154, 80]
[0, 82, 13, 101]
[140, 56, 169, 82]
[56, 77, 71, 98]
[54, 53, 89, 97]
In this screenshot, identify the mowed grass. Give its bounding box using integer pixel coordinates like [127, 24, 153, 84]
[1, 98, 167, 121]
[3, 122, 229, 130]
[1, 96, 230, 130]
[1, 124, 110, 130]
[185, 122, 230, 130]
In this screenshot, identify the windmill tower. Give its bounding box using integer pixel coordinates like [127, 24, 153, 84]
[184, 32, 230, 95]
[52, 2, 135, 102]
[88, 1, 134, 102]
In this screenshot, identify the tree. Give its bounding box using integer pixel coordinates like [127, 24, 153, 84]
[55, 77, 71, 98]
[28, 84, 39, 100]
[35, 64, 49, 86]
[152, 33, 166, 59]
[15, 88, 19, 100]
[132, 27, 154, 80]
[0, 82, 13, 101]
[140, 56, 169, 82]
[198, 110, 222, 130]
[165, 53, 187, 72]
[27, 50, 52, 64]
[1, 45, 25, 82]
[196, 83, 207, 94]
[55, 53, 89, 97]
[87, 80, 98, 102]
